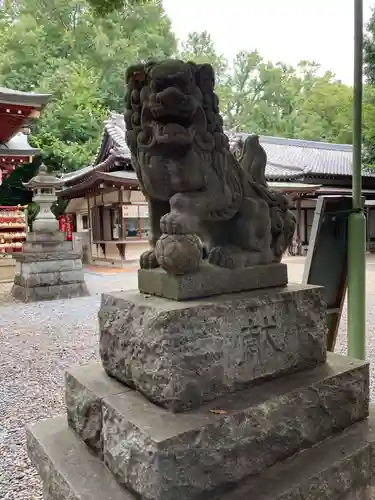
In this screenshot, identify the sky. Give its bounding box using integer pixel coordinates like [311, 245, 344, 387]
[162, 0, 374, 84]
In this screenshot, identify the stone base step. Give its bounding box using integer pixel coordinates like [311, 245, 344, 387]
[216, 413, 375, 500]
[13, 251, 82, 263]
[27, 416, 133, 500]
[11, 281, 89, 302]
[26, 412, 375, 500]
[138, 262, 288, 300]
[65, 353, 369, 500]
[23, 241, 73, 253]
[14, 268, 86, 287]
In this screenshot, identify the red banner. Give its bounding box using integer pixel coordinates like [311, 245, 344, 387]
[59, 215, 66, 233]
[66, 214, 73, 241]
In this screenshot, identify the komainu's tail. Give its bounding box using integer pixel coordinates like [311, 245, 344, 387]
[236, 134, 291, 211]
[237, 135, 268, 188]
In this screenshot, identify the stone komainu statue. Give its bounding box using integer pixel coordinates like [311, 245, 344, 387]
[124, 59, 296, 275]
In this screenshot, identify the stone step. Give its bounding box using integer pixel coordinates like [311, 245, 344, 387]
[27, 416, 134, 500]
[26, 411, 375, 500]
[215, 413, 375, 500]
[65, 363, 131, 456]
[23, 241, 73, 253]
[13, 251, 82, 263]
[11, 281, 89, 301]
[65, 353, 369, 500]
[14, 269, 85, 287]
[27, 232, 66, 243]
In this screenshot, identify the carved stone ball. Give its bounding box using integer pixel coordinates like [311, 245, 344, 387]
[155, 234, 203, 275]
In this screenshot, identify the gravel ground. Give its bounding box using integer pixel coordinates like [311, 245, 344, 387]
[0, 271, 137, 500]
[0, 260, 373, 500]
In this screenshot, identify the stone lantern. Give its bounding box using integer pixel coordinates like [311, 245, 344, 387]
[24, 164, 64, 233]
[11, 163, 89, 302]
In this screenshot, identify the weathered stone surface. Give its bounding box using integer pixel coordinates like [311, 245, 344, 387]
[99, 284, 327, 411]
[12, 237, 88, 302]
[26, 231, 66, 243]
[101, 354, 368, 500]
[216, 418, 373, 500]
[65, 363, 130, 455]
[14, 269, 85, 287]
[26, 411, 375, 500]
[12, 281, 89, 302]
[138, 262, 288, 300]
[15, 258, 83, 274]
[27, 416, 134, 500]
[341, 484, 375, 499]
[13, 251, 82, 263]
[23, 240, 73, 253]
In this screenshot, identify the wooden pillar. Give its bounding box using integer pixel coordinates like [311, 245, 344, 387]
[137, 205, 142, 239]
[86, 196, 93, 264]
[296, 196, 302, 255]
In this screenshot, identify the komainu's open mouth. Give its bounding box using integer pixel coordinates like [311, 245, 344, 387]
[151, 107, 194, 128]
[154, 123, 193, 146]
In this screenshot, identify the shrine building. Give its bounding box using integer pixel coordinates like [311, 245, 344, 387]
[58, 112, 375, 266]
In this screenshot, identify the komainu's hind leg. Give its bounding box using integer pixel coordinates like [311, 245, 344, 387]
[207, 245, 262, 268]
[139, 199, 170, 269]
[222, 197, 274, 266]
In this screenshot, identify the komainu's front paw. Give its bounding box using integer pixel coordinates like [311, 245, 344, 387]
[140, 250, 159, 269]
[160, 212, 198, 235]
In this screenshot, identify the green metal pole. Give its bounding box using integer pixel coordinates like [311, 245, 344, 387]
[348, 0, 366, 359]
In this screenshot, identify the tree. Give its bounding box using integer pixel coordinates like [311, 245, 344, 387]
[30, 63, 108, 172]
[364, 7, 375, 168]
[365, 7, 375, 83]
[0, 0, 176, 171]
[178, 31, 227, 82]
[0, 0, 355, 178]
[85, 0, 144, 16]
[176, 33, 353, 144]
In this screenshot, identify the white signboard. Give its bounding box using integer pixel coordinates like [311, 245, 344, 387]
[139, 205, 149, 218]
[122, 205, 138, 218]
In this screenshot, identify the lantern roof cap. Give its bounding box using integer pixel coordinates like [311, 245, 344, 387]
[23, 164, 65, 190]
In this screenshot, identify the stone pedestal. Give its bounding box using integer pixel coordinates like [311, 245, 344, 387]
[12, 232, 88, 302]
[99, 284, 326, 411]
[138, 262, 288, 300]
[0, 255, 16, 282]
[26, 273, 375, 499]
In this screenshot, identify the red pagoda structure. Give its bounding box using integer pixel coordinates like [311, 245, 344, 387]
[0, 86, 50, 269]
[0, 86, 50, 183]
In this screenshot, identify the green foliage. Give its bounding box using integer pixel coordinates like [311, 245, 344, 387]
[179, 31, 228, 81]
[365, 7, 375, 83]
[364, 7, 375, 169]
[0, 0, 357, 183]
[26, 201, 39, 230]
[0, 0, 176, 172]
[0, 157, 41, 206]
[86, 0, 146, 16]
[51, 198, 69, 219]
[179, 33, 353, 144]
[30, 63, 108, 172]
